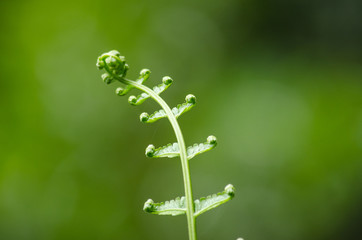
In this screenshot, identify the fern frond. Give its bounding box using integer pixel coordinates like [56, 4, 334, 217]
[97, 51, 238, 240]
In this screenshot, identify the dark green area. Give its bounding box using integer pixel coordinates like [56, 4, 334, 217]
[0, 0, 361, 239]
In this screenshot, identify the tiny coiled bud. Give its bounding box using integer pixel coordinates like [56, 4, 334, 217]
[140, 69, 151, 79]
[207, 135, 217, 144]
[162, 76, 173, 85]
[105, 56, 118, 68]
[96, 50, 128, 79]
[108, 50, 121, 57]
[185, 94, 196, 104]
[115, 87, 125, 96]
[102, 73, 114, 84]
[225, 184, 235, 197]
[140, 112, 149, 122]
[145, 144, 155, 157]
[128, 95, 137, 105]
[143, 199, 154, 212]
[96, 58, 105, 69]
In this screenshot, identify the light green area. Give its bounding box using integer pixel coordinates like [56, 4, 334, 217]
[96, 50, 231, 240]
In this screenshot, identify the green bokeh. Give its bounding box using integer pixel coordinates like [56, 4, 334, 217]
[0, 0, 361, 239]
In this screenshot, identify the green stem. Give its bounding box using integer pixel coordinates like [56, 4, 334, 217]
[120, 77, 197, 240]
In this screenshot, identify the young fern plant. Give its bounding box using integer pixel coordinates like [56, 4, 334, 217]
[96, 50, 235, 240]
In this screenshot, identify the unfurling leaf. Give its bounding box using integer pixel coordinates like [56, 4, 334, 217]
[97, 50, 128, 84]
[140, 94, 196, 123]
[172, 94, 196, 118]
[145, 135, 217, 160]
[187, 135, 217, 160]
[116, 68, 151, 96]
[128, 76, 173, 105]
[143, 184, 235, 217]
[140, 109, 167, 123]
[194, 184, 235, 217]
[145, 143, 179, 158]
[143, 197, 186, 216]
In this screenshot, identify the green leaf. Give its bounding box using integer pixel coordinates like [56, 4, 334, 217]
[143, 184, 235, 217]
[145, 136, 217, 160]
[187, 135, 217, 160]
[140, 109, 167, 123]
[140, 94, 196, 123]
[145, 143, 179, 158]
[143, 197, 186, 216]
[128, 76, 173, 105]
[194, 184, 235, 217]
[115, 69, 151, 96]
[172, 94, 196, 118]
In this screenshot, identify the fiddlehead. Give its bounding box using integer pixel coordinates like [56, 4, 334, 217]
[97, 50, 129, 84]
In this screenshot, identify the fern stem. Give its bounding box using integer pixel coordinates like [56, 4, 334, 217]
[120, 77, 197, 240]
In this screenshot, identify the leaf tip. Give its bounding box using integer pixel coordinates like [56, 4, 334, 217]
[115, 87, 125, 96]
[185, 94, 196, 104]
[143, 199, 154, 212]
[140, 112, 149, 122]
[140, 68, 151, 80]
[207, 135, 217, 145]
[145, 144, 155, 157]
[162, 76, 173, 85]
[102, 73, 113, 84]
[128, 95, 137, 105]
[225, 184, 235, 198]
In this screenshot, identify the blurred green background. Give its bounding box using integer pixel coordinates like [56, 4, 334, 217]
[0, 0, 361, 239]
